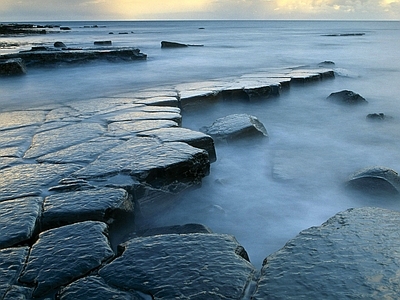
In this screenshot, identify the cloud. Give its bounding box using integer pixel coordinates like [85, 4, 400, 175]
[0, 0, 399, 21]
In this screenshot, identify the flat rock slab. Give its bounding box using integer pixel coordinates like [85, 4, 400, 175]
[107, 119, 179, 138]
[59, 276, 143, 300]
[0, 163, 81, 202]
[99, 233, 256, 299]
[139, 127, 216, 162]
[42, 188, 133, 229]
[1, 47, 147, 66]
[19, 221, 114, 297]
[201, 113, 268, 141]
[72, 136, 209, 187]
[37, 137, 121, 164]
[0, 197, 42, 248]
[253, 207, 400, 299]
[0, 110, 46, 130]
[24, 122, 105, 159]
[0, 247, 29, 299]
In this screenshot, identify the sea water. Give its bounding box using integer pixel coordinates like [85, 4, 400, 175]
[1, 20, 400, 267]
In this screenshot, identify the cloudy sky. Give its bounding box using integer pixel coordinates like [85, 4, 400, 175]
[2, 0, 400, 21]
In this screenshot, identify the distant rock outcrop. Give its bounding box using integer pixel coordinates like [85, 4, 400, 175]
[161, 41, 204, 48]
[0, 46, 147, 67]
[327, 90, 367, 105]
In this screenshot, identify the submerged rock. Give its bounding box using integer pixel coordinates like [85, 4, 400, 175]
[19, 221, 114, 297]
[253, 207, 400, 299]
[54, 41, 67, 48]
[201, 113, 268, 141]
[327, 90, 367, 105]
[99, 233, 256, 299]
[0, 197, 42, 248]
[366, 112, 391, 121]
[347, 166, 400, 195]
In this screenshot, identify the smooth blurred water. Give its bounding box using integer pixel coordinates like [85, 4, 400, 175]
[1, 20, 400, 267]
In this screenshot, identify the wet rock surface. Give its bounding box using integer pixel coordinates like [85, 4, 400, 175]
[99, 233, 256, 299]
[3, 66, 378, 299]
[42, 188, 133, 229]
[0, 247, 29, 299]
[201, 113, 268, 141]
[19, 221, 114, 297]
[253, 207, 400, 299]
[0, 197, 42, 248]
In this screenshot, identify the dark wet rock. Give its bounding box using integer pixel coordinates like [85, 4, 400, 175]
[0, 47, 147, 66]
[107, 119, 179, 138]
[318, 60, 335, 67]
[42, 188, 133, 229]
[72, 136, 210, 188]
[3, 285, 33, 300]
[60, 27, 71, 31]
[99, 233, 256, 299]
[323, 32, 365, 37]
[0, 197, 42, 248]
[0, 58, 27, 76]
[346, 166, 400, 195]
[94, 41, 112, 46]
[139, 127, 217, 162]
[201, 113, 268, 141]
[0, 163, 81, 202]
[253, 207, 400, 299]
[327, 89, 367, 105]
[0, 23, 48, 35]
[37, 137, 121, 164]
[54, 41, 67, 48]
[0, 247, 29, 299]
[24, 122, 105, 159]
[136, 223, 213, 237]
[19, 221, 114, 298]
[161, 41, 188, 48]
[367, 112, 391, 121]
[59, 276, 143, 300]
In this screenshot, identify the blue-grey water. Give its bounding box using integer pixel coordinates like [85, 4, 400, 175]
[1, 20, 400, 267]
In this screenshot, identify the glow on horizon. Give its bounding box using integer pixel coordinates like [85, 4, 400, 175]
[1, 0, 399, 21]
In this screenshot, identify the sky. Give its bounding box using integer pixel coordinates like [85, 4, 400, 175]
[1, 0, 400, 21]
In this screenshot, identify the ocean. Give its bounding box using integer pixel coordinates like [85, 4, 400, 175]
[1, 20, 400, 267]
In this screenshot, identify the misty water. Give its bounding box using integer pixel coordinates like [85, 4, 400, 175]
[2, 20, 400, 267]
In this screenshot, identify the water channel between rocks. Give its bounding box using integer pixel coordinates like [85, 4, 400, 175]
[134, 74, 400, 268]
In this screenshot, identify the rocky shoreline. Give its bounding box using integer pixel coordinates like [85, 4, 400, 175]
[1, 65, 400, 299]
